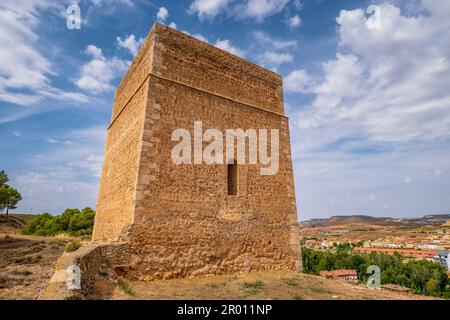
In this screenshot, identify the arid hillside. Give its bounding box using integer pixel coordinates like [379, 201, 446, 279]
[300, 214, 450, 228]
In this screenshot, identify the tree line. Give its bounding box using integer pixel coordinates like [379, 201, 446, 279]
[302, 245, 450, 298]
[21, 207, 95, 237]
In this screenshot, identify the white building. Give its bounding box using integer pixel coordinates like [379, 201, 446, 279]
[419, 243, 439, 250]
[434, 250, 450, 270]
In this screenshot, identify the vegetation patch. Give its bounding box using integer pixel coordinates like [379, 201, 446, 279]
[21, 208, 95, 237]
[118, 278, 134, 295]
[242, 280, 265, 295]
[309, 286, 331, 294]
[10, 254, 42, 265]
[65, 240, 81, 252]
[282, 277, 299, 287]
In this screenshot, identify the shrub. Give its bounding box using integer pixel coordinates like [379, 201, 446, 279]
[66, 240, 81, 252]
[21, 207, 95, 237]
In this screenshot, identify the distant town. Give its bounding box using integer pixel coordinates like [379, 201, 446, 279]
[300, 214, 450, 283]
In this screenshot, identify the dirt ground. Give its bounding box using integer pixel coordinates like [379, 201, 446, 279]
[96, 270, 436, 300]
[0, 234, 66, 300]
[0, 216, 437, 301]
[0, 235, 437, 300]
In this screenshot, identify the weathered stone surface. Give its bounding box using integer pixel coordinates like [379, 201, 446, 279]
[92, 23, 302, 280]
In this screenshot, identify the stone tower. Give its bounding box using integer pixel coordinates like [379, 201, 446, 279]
[92, 23, 301, 280]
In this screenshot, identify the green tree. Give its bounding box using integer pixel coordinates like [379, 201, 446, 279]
[0, 185, 22, 216]
[0, 170, 22, 216]
[0, 170, 8, 186]
[21, 213, 55, 236]
[426, 279, 440, 296]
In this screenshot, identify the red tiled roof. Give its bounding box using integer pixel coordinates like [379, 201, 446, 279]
[320, 270, 357, 277]
[353, 247, 438, 256]
[331, 269, 357, 276]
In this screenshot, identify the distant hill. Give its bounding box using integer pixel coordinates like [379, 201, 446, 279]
[0, 215, 27, 233]
[8, 213, 35, 223]
[300, 214, 450, 228]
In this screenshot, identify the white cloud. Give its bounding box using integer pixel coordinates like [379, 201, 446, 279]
[47, 138, 73, 145]
[88, 0, 133, 7]
[251, 31, 297, 70]
[117, 34, 144, 56]
[12, 131, 21, 137]
[294, 3, 450, 142]
[241, 0, 290, 21]
[85, 44, 103, 58]
[0, 1, 86, 105]
[285, 69, 313, 93]
[258, 51, 293, 68]
[290, 1, 450, 219]
[189, 0, 231, 20]
[287, 14, 301, 28]
[214, 39, 245, 57]
[182, 30, 209, 43]
[157, 6, 169, 21]
[14, 125, 107, 214]
[15, 170, 99, 214]
[189, 0, 290, 21]
[75, 45, 129, 93]
[253, 31, 298, 50]
[169, 22, 177, 29]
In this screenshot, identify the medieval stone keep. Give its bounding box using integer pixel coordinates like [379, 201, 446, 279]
[92, 23, 302, 280]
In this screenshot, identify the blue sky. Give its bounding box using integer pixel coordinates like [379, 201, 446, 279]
[1, 0, 449, 220]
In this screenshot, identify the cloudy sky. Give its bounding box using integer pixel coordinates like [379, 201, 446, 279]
[0, 0, 449, 220]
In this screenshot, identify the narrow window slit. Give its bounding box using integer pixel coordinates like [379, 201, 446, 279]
[227, 161, 238, 196]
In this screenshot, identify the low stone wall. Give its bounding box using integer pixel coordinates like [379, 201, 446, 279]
[40, 242, 131, 300]
[40, 243, 102, 300]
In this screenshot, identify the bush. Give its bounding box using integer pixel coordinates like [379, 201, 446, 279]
[66, 240, 81, 252]
[21, 207, 95, 237]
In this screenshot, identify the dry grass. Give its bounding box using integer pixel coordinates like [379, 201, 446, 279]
[65, 240, 81, 252]
[100, 270, 436, 300]
[0, 234, 66, 300]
